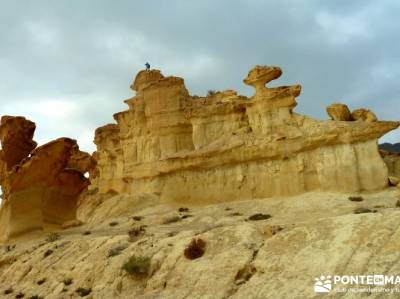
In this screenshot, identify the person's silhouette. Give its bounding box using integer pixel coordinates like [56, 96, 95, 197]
[145, 62, 150, 71]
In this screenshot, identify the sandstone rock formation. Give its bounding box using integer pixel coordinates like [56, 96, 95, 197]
[326, 103, 352, 121]
[90, 66, 399, 202]
[326, 104, 378, 123]
[0, 116, 37, 172]
[381, 150, 400, 179]
[2, 189, 400, 298]
[1, 65, 400, 299]
[0, 116, 94, 241]
[351, 108, 378, 122]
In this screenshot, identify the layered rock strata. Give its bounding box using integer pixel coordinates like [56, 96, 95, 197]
[0, 116, 94, 241]
[380, 150, 400, 179]
[90, 66, 399, 202]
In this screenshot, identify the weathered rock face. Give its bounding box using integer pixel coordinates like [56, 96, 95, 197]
[0, 116, 94, 241]
[380, 150, 400, 179]
[326, 103, 352, 121]
[326, 104, 378, 123]
[2, 189, 400, 298]
[0, 116, 37, 172]
[352, 108, 377, 122]
[90, 65, 399, 202]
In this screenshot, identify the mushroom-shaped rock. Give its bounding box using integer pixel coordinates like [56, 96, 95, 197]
[0, 116, 37, 170]
[243, 66, 282, 94]
[351, 108, 377, 122]
[326, 103, 352, 121]
[130, 69, 164, 92]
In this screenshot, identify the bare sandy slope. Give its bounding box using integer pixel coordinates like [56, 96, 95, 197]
[1, 188, 400, 298]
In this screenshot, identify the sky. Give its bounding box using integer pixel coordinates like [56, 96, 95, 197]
[0, 0, 399, 152]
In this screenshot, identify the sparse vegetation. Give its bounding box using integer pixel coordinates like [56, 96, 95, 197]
[132, 216, 143, 221]
[45, 232, 60, 242]
[248, 213, 271, 221]
[76, 287, 92, 297]
[207, 90, 217, 97]
[348, 196, 364, 202]
[63, 278, 73, 286]
[36, 278, 46, 285]
[4, 288, 13, 294]
[108, 245, 127, 257]
[5, 244, 15, 252]
[229, 212, 243, 217]
[162, 216, 181, 224]
[181, 215, 192, 219]
[109, 221, 119, 227]
[28, 296, 43, 299]
[373, 205, 385, 208]
[178, 207, 189, 212]
[87, 187, 99, 195]
[128, 226, 146, 242]
[184, 238, 206, 260]
[43, 249, 53, 258]
[235, 264, 256, 285]
[167, 231, 178, 237]
[396, 200, 400, 208]
[82, 231, 91, 235]
[122, 255, 151, 277]
[15, 292, 25, 298]
[354, 207, 376, 214]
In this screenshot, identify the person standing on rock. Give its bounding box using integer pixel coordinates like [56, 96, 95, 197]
[145, 62, 150, 71]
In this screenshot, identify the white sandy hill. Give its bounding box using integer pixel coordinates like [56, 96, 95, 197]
[1, 188, 400, 299]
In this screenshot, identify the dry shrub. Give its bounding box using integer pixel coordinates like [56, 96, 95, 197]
[128, 226, 146, 242]
[122, 255, 151, 277]
[184, 238, 206, 260]
[45, 232, 60, 242]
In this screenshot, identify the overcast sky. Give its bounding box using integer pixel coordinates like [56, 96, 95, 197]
[0, 0, 399, 152]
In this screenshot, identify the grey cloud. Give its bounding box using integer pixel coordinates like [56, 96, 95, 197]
[0, 0, 399, 152]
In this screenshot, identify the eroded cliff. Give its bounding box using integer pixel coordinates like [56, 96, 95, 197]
[0, 65, 399, 298]
[89, 66, 399, 203]
[0, 116, 94, 241]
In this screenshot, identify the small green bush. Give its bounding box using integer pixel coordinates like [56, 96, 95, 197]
[45, 232, 60, 242]
[162, 216, 181, 224]
[128, 226, 146, 242]
[207, 90, 217, 97]
[76, 287, 91, 297]
[122, 255, 151, 277]
[108, 245, 127, 257]
[248, 213, 271, 221]
[37, 278, 46, 285]
[63, 278, 73, 286]
[229, 212, 243, 217]
[348, 196, 364, 202]
[43, 249, 54, 258]
[354, 207, 376, 214]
